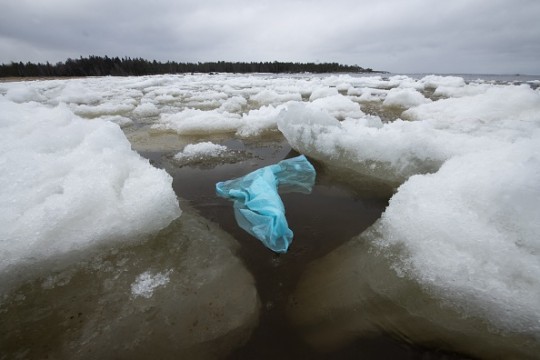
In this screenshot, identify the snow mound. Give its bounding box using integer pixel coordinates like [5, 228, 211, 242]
[373, 138, 540, 333]
[0, 98, 181, 276]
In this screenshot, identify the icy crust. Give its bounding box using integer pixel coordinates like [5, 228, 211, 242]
[0, 97, 181, 278]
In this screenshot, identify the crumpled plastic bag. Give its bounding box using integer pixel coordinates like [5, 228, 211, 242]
[216, 155, 316, 253]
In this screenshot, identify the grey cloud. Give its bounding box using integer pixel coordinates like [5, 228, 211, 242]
[0, 0, 539, 74]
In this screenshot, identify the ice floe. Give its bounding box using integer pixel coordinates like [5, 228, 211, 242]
[0, 97, 180, 285]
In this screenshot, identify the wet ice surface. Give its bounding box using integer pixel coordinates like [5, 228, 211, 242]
[1, 73, 540, 359]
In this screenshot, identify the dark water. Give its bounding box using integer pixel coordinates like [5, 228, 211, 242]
[142, 136, 470, 359]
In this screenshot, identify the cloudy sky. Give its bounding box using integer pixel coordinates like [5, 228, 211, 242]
[1, 0, 539, 74]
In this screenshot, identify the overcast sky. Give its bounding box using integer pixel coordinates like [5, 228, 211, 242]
[1, 0, 539, 74]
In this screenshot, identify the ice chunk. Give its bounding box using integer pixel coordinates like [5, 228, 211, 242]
[348, 87, 389, 101]
[174, 142, 228, 160]
[237, 104, 286, 137]
[373, 139, 540, 334]
[419, 75, 466, 89]
[154, 108, 243, 134]
[290, 140, 540, 359]
[286, 80, 540, 359]
[279, 85, 540, 186]
[133, 102, 160, 117]
[382, 87, 432, 108]
[5, 83, 46, 103]
[216, 155, 316, 253]
[309, 94, 364, 119]
[309, 86, 339, 101]
[432, 82, 492, 98]
[71, 101, 136, 117]
[0, 98, 181, 279]
[219, 95, 247, 113]
[277, 103, 441, 186]
[250, 89, 302, 105]
[55, 80, 104, 105]
[404, 84, 540, 126]
[156, 102, 287, 138]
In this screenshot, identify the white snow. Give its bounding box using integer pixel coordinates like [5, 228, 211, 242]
[278, 103, 442, 184]
[309, 86, 339, 101]
[308, 94, 364, 119]
[5, 83, 46, 103]
[250, 89, 302, 105]
[382, 87, 431, 107]
[219, 95, 247, 113]
[374, 138, 540, 333]
[404, 84, 540, 125]
[279, 84, 540, 184]
[236, 104, 286, 137]
[72, 101, 136, 117]
[133, 102, 160, 117]
[174, 142, 228, 160]
[419, 75, 467, 89]
[155, 108, 243, 134]
[131, 270, 172, 299]
[0, 97, 181, 275]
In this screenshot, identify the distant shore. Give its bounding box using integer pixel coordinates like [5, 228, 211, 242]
[0, 56, 383, 78]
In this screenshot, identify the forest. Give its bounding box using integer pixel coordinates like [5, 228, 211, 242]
[0, 56, 374, 77]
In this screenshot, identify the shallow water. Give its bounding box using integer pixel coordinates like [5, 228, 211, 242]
[138, 134, 471, 359]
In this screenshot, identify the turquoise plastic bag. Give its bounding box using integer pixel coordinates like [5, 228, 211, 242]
[216, 155, 316, 253]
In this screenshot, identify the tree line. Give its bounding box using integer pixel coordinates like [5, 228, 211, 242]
[0, 56, 374, 77]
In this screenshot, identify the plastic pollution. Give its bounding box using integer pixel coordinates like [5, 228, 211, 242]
[216, 155, 316, 253]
